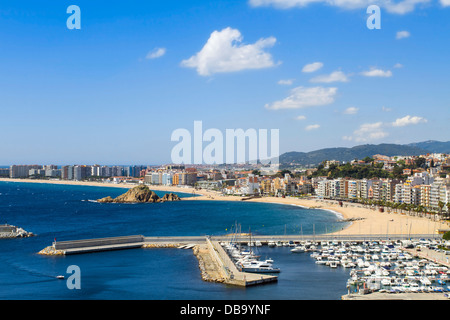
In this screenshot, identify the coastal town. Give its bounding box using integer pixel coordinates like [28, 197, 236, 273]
[3, 151, 450, 220]
[3, 151, 450, 301]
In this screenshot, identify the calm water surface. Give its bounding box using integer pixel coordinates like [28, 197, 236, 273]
[0, 181, 350, 300]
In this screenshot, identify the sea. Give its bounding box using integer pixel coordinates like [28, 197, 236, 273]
[0, 181, 352, 301]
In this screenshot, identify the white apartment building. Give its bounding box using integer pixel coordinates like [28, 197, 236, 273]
[162, 172, 173, 186]
[329, 179, 340, 198]
[402, 182, 412, 205]
[394, 184, 403, 203]
[420, 185, 431, 208]
[73, 166, 82, 181]
[316, 180, 327, 198]
[430, 181, 443, 210]
[440, 185, 450, 211]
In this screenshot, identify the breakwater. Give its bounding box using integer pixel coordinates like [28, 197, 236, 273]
[0, 224, 34, 239]
[39, 235, 145, 255]
[38, 234, 279, 287]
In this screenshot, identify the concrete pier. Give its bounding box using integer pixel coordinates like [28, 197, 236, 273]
[39, 235, 146, 255]
[39, 233, 441, 256]
[205, 237, 278, 287]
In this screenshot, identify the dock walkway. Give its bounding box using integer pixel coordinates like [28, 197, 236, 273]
[206, 237, 277, 287]
[41, 233, 441, 256]
[53, 235, 145, 255]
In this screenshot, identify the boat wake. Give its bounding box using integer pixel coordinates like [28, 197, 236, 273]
[5, 260, 61, 281]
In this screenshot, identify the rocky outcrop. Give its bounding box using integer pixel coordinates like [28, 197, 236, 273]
[38, 246, 65, 256]
[160, 193, 181, 202]
[97, 196, 114, 203]
[97, 185, 182, 204]
[0, 225, 34, 239]
[114, 185, 160, 203]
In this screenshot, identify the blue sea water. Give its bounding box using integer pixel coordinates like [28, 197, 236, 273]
[0, 181, 351, 300]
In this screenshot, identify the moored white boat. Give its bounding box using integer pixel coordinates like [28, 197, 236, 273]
[240, 260, 281, 273]
[291, 246, 305, 253]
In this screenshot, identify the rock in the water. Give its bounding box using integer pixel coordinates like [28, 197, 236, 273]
[97, 185, 182, 204]
[0, 224, 35, 239]
[114, 185, 160, 203]
[97, 196, 114, 203]
[161, 193, 181, 202]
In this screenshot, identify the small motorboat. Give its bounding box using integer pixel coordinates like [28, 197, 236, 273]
[56, 275, 65, 280]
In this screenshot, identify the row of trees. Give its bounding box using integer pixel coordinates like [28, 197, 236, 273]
[357, 198, 450, 221]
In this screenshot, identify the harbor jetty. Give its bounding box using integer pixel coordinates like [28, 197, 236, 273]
[38, 233, 450, 295]
[39, 235, 146, 255]
[0, 224, 34, 239]
[38, 234, 278, 287]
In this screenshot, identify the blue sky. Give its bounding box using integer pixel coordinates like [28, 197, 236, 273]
[1, 0, 449, 165]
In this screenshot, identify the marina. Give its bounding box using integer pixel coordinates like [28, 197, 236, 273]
[287, 238, 450, 298]
[38, 230, 450, 297]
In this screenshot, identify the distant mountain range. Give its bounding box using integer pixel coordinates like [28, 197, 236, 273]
[406, 140, 450, 154]
[280, 140, 450, 167]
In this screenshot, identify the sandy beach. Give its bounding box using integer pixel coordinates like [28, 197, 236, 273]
[1, 178, 449, 236]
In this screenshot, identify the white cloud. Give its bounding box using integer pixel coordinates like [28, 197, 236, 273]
[146, 48, 166, 59]
[265, 86, 338, 110]
[310, 71, 349, 83]
[302, 62, 324, 73]
[305, 124, 320, 131]
[346, 122, 389, 142]
[382, 106, 392, 112]
[384, 0, 430, 14]
[396, 30, 411, 39]
[441, 0, 450, 6]
[361, 67, 393, 78]
[392, 115, 428, 127]
[295, 115, 307, 120]
[248, 0, 431, 14]
[393, 63, 403, 69]
[344, 115, 428, 142]
[278, 79, 295, 85]
[343, 107, 359, 115]
[181, 27, 278, 76]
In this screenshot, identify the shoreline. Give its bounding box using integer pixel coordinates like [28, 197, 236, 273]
[1, 178, 449, 236]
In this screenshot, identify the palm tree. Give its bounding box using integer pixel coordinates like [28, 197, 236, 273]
[417, 205, 425, 218]
[438, 201, 445, 221]
[392, 202, 399, 214]
[399, 203, 407, 215]
[406, 204, 414, 217]
[446, 202, 450, 220]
